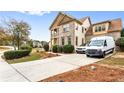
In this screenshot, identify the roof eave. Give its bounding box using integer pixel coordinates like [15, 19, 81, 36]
[49, 12, 63, 30]
[93, 21, 110, 26]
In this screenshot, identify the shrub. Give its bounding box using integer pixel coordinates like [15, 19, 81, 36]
[52, 45, 63, 53]
[52, 45, 58, 53]
[63, 45, 74, 53]
[58, 46, 63, 53]
[116, 37, 124, 51]
[121, 29, 124, 37]
[20, 45, 32, 52]
[43, 44, 49, 51]
[116, 38, 121, 46]
[4, 50, 31, 60]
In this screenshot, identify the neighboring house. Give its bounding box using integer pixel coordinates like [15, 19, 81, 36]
[49, 12, 122, 50]
[86, 18, 122, 42]
[32, 40, 42, 48]
[49, 12, 91, 49]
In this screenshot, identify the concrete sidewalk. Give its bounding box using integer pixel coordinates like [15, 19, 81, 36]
[0, 49, 29, 82]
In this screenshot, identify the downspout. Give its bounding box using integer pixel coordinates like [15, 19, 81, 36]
[73, 22, 76, 52]
[50, 30, 52, 52]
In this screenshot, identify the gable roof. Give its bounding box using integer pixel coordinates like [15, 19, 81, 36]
[49, 12, 65, 30]
[79, 16, 92, 25]
[58, 12, 84, 25]
[58, 14, 75, 25]
[49, 12, 90, 30]
[86, 18, 122, 36]
[93, 18, 122, 32]
[108, 18, 122, 32]
[93, 20, 110, 26]
[92, 18, 122, 28]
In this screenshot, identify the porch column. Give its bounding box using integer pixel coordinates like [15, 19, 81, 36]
[50, 30, 52, 51]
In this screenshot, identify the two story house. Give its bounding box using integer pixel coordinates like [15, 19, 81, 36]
[86, 18, 122, 42]
[49, 12, 91, 49]
[49, 12, 122, 50]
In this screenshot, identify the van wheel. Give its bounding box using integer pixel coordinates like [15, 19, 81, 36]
[101, 52, 105, 58]
[76, 51, 78, 54]
[111, 48, 114, 53]
[86, 55, 90, 57]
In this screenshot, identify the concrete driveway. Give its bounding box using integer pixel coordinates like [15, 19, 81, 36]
[11, 54, 103, 82]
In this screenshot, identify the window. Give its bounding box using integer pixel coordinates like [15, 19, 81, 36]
[98, 26, 101, 31]
[68, 36, 71, 45]
[54, 31, 57, 34]
[53, 28, 59, 35]
[63, 28, 66, 32]
[95, 25, 105, 32]
[54, 29, 57, 31]
[57, 28, 59, 32]
[76, 26, 78, 30]
[63, 24, 70, 32]
[104, 40, 107, 46]
[89, 40, 105, 46]
[82, 38, 84, 45]
[102, 25, 106, 31]
[95, 27, 98, 32]
[76, 36, 78, 46]
[61, 37, 64, 45]
[82, 27, 84, 33]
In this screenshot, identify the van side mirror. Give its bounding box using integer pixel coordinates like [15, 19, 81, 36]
[104, 44, 107, 46]
[104, 40, 107, 47]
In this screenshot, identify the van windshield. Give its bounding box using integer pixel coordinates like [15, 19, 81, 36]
[89, 40, 105, 47]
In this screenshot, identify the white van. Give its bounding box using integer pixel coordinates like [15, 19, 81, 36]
[86, 36, 115, 58]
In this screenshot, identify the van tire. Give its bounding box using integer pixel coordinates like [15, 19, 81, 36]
[111, 48, 114, 53]
[101, 52, 105, 58]
[76, 51, 79, 54]
[86, 55, 90, 57]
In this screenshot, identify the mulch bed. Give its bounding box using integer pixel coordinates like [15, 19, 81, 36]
[40, 52, 60, 59]
[0, 46, 10, 51]
[40, 64, 124, 82]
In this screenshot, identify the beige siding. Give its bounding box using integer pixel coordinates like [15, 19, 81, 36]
[74, 22, 84, 46]
[82, 18, 91, 43]
[86, 31, 121, 42]
[74, 18, 91, 47]
[92, 22, 109, 35]
[107, 32, 121, 41]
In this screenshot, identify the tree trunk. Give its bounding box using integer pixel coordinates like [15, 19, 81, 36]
[17, 37, 20, 50]
[13, 38, 16, 50]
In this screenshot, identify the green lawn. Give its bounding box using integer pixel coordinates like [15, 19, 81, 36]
[97, 57, 124, 65]
[6, 53, 41, 64]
